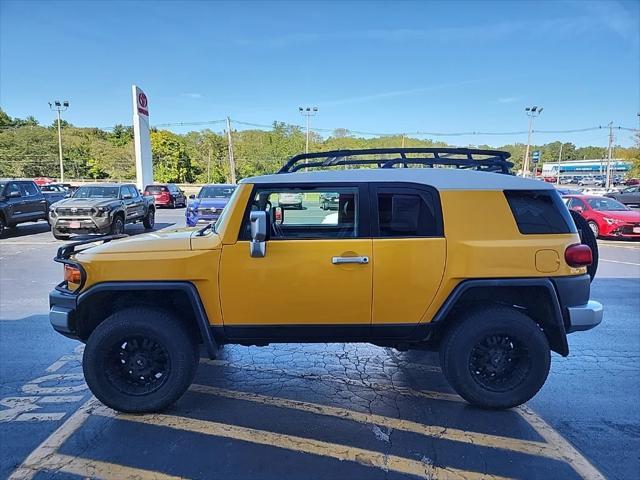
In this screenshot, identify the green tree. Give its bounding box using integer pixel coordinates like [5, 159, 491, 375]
[151, 130, 193, 183]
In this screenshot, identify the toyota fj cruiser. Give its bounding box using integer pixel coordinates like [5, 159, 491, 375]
[49, 148, 603, 413]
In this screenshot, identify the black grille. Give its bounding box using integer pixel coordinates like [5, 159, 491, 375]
[620, 223, 640, 235]
[57, 207, 94, 217]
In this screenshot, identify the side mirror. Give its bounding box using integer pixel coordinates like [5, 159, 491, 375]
[574, 206, 583, 213]
[64, 193, 72, 198]
[249, 210, 268, 258]
[8, 190, 21, 198]
[122, 194, 132, 200]
[189, 194, 196, 199]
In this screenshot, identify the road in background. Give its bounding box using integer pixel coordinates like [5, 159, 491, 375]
[1, 206, 638, 479]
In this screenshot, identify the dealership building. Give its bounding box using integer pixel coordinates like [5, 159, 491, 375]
[541, 159, 631, 178]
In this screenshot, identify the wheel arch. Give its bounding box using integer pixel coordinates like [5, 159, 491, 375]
[75, 281, 217, 358]
[428, 279, 569, 356]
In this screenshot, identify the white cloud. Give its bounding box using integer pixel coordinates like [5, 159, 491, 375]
[180, 93, 203, 99]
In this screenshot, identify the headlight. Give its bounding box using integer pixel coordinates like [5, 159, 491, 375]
[95, 206, 111, 217]
[187, 206, 197, 212]
[49, 208, 57, 217]
[603, 217, 621, 225]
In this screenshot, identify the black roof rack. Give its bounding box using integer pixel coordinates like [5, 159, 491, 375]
[277, 148, 513, 175]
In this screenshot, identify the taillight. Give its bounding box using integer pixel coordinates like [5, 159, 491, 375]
[64, 264, 82, 284]
[565, 244, 592, 267]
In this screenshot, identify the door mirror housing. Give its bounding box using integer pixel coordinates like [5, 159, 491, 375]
[8, 190, 21, 198]
[189, 194, 196, 199]
[249, 210, 268, 258]
[122, 193, 132, 200]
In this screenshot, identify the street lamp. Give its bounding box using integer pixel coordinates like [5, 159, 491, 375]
[299, 106, 318, 154]
[522, 105, 543, 177]
[49, 100, 70, 182]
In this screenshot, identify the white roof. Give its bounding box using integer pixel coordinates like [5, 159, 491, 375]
[241, 168, 554, 191]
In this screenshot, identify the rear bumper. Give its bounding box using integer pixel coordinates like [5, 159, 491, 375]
[566, 300, 604, 332]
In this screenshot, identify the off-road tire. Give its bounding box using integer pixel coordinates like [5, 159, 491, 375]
[440, 305, 550, 409]
[110, 214, 125, 235]
[143, 208, 155, 230]
[83, 307, 198, 413]
[52, 229, 70, 240]
[569, 210, 598, 281]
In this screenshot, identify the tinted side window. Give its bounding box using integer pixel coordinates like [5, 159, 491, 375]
[377, 191, 440, 237]
[20, 182, 39, 197]
[504, 190, 576, 235]
[130, 186, 140, 198]
[6, 183, 21, 196]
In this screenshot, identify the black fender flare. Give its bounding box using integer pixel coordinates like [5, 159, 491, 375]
[78, 281, 217, 358]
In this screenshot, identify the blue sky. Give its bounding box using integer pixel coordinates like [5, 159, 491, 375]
[1, 0, 638, 146]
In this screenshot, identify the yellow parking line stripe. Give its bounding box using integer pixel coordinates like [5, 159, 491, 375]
[94, 406, 511, 480]
[201, 359, 604, 479]
[9, 397, 98, 480]
[190, 384, 562, 460]
[200, 358, 462, 402]
[34, 453, 181, 480]
[516, 406, 606, 480]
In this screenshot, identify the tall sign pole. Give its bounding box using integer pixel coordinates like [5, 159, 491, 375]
[132, 85, 153, 191]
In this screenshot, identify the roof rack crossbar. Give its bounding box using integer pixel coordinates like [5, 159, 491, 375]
[278, 147, 512, 174]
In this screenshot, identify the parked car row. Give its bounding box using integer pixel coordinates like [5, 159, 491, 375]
[563, 194, 640, 240]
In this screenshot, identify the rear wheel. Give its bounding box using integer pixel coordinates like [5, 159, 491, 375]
[83, 307, 198, 413]
[143, 208, 155, 230]
[440, 305, 550, 409]
[0, 216, 5, 237]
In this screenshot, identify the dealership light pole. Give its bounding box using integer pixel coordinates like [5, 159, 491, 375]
[49, 100, 69, 182]
[299, 106, 318, 154]
[522, 106, 543, 177]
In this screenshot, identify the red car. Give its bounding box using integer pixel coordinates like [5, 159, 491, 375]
[143, 184, 186, 208]
[563, 195, 640, 239]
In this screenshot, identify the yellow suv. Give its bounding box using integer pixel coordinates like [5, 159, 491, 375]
[49, 148, 602, 413]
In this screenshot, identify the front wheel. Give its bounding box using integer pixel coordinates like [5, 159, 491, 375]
[588, 221, 599, 239]
[110, 215, 125, 235]
[83, 307, 198, 413]
[52, 229, 70, 240]
[440, 306, 550, 409]
[143, 208, 155, 230]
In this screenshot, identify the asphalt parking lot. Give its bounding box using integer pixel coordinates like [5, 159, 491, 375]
[1, 206, 638, 479]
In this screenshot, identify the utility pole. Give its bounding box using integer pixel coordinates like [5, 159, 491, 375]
[522, 106, 543, 177]
[605, 122, 614, 189]
[48, 100, 69, 182]
[556, 143, 563, 185]
[299, 106, 318, 154]
[207, 146, 212, 184]
[401, 134, 406, 148]
[226, 117, 237, 184]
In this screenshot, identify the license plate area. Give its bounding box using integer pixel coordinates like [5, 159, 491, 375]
[69, 221, 81, 228]
[633, 226, 640, 234]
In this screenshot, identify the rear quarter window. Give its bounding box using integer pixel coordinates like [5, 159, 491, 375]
[504, 190, 576, 235]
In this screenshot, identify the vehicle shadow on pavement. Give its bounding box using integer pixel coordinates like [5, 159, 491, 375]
[0, 221, 50, 239]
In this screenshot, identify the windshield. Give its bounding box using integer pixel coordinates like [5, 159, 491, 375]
[199, 186, 236, 199]
[146, 185, 167, 193]
[73, 186, 119, 199]
[213, 186, 241, 233]
[587, 197, 628, 212]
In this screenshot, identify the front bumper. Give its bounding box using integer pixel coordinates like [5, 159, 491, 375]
[566, 300, 604, 333]
[49, 288, 79, 339]
[186, 211, 220, 226]
[52, 216, 111, 234]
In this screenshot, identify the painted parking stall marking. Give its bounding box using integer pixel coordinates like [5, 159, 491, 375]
[10, 347, 605, 480]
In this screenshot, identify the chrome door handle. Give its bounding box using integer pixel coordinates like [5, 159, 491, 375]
[332, 256, 369, 265]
